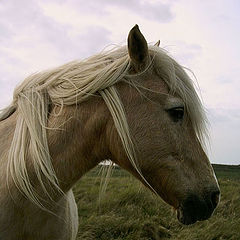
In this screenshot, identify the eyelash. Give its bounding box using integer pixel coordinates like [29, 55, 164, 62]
[166, 107, 184, 122]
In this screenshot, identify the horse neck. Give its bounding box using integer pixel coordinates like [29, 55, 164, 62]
[48, 97, 113, 192]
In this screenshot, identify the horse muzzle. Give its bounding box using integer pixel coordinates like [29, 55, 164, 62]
[176, 189, 220, 225]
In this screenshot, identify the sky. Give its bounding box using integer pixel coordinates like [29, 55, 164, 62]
[0, 0, 239, 165]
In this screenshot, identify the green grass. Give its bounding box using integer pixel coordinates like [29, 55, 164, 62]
[73, 165, 240, 240]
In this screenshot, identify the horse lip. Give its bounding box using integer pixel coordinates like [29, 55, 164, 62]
[176, 208, 182, 222]
[176, 207, 185, 224]
[176, 207, 197, 225]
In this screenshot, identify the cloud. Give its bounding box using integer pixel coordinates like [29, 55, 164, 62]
[1, 0, 240, 166]
[38, 0, 174, 47]
[0, 0, 111, 60]
[39, 0, 174, 22]
[106, 0, 174, 22]
[0, 0, 112, 107]
[164, 41, 202, 66]
[208, 108, 240, 124]
[208, 108, 240, 165]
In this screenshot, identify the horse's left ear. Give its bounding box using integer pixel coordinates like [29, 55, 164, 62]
[128, 25, 150, 72]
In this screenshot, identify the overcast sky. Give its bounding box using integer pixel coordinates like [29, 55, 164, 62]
[0, 0, 239, 165]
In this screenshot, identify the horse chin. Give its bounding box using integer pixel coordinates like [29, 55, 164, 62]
[176, 207, 197, 225]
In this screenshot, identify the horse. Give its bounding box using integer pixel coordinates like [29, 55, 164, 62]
[0, 25, 220, 240]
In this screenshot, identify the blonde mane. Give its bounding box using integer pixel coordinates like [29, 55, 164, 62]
[0, 45, 207, 209]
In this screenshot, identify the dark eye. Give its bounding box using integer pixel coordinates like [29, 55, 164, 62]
[166, 107, 184, 122]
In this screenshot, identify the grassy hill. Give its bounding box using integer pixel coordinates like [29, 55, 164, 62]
[212, 164, 240, 180]
[73, 164, 240, 240]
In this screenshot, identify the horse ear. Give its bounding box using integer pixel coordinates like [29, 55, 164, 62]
[154, 40, 160, 47]
[127, 25, 150, 72]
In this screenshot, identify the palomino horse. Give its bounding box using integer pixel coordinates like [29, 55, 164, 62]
[0, 25, 220, 239]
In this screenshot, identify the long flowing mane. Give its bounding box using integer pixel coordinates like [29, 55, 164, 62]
[0, 45, 207, 208]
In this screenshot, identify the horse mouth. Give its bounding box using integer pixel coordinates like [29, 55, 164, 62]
[175, 189, 220, 225]
[177, 202, 213, 225]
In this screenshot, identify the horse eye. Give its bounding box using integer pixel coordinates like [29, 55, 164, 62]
[166, 107, 184, 122]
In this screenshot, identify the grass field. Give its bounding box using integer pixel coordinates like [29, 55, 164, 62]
[73, 164, 240, 240]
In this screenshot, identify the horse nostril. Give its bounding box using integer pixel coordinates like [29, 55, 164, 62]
[211, 190, 220, 209]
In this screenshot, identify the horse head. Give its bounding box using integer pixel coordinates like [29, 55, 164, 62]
[108, 25, 220, 225]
